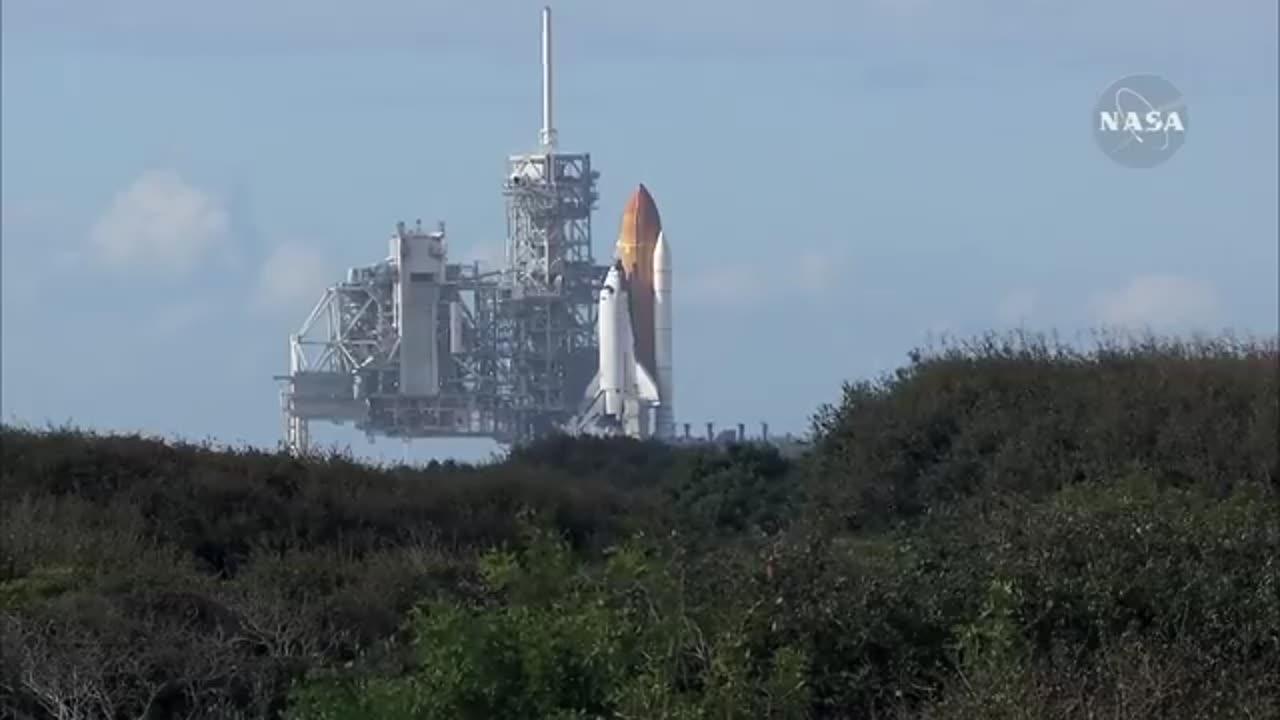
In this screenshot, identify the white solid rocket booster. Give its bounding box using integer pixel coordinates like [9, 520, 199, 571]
[653, 231, 674, 439]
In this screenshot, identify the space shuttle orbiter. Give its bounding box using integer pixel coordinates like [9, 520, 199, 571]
[581, 261, 661, 436]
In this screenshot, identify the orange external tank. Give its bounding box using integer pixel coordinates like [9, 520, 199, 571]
[614, 184, 662, 380]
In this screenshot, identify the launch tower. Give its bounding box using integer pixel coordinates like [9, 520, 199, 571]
[499, 6, 602, 439]
[275, 7, 607, 454]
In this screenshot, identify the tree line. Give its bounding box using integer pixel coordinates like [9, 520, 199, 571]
[1, 331, 1276, 718]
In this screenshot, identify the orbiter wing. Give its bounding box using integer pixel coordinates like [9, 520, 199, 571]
[632, 357, 660, 404]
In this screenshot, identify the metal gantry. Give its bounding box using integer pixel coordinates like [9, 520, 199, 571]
[499, 150, 603, 440]
[276, 159, 607, 455]
[277, 221, 512, 453]
[275, 7, 609, 455]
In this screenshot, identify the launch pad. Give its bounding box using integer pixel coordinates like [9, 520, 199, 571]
[271, 7, 807, 456]
[276, 7, 613, 454]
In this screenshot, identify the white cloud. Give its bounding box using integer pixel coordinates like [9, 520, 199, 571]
[88, 170, 232, 274]
[1090, 273, 1221, 331]
[254, 243, 335, 312]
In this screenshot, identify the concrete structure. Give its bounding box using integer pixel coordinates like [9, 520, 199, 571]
[393, 223, 446, 397]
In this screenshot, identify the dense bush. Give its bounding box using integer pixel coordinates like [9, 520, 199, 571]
[288, 525, 811, 720]
[809, 331, 1277, 529]
[1, 331, 1276, 719]
[0, 428, 659, 575]
[753, 476, 1280, 716]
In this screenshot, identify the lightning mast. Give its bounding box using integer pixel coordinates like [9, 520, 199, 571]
[540, 6, 557, 151]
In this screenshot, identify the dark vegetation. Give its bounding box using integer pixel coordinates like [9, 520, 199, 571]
[1, 331, 1277, 719]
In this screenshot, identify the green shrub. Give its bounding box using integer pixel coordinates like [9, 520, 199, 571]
[288, 525, 811, 720]
[5, 329, 1277, 719]
[809, 331, 1277, 529]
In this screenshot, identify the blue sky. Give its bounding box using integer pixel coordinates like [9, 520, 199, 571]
[3, 1, 1277, 463]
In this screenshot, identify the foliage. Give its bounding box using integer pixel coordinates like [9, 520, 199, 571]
[808, 330, 1277, 529]
[288, 523, 811, 720]
[665, 443, 797, 536]
[1, 330, 1276, 718]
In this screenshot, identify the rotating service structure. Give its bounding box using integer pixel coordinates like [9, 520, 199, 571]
[276, 220, 511, 452]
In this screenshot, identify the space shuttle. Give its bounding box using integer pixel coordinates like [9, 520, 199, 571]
[530, 6, 672, 439]
[580, 185, 675, 439]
